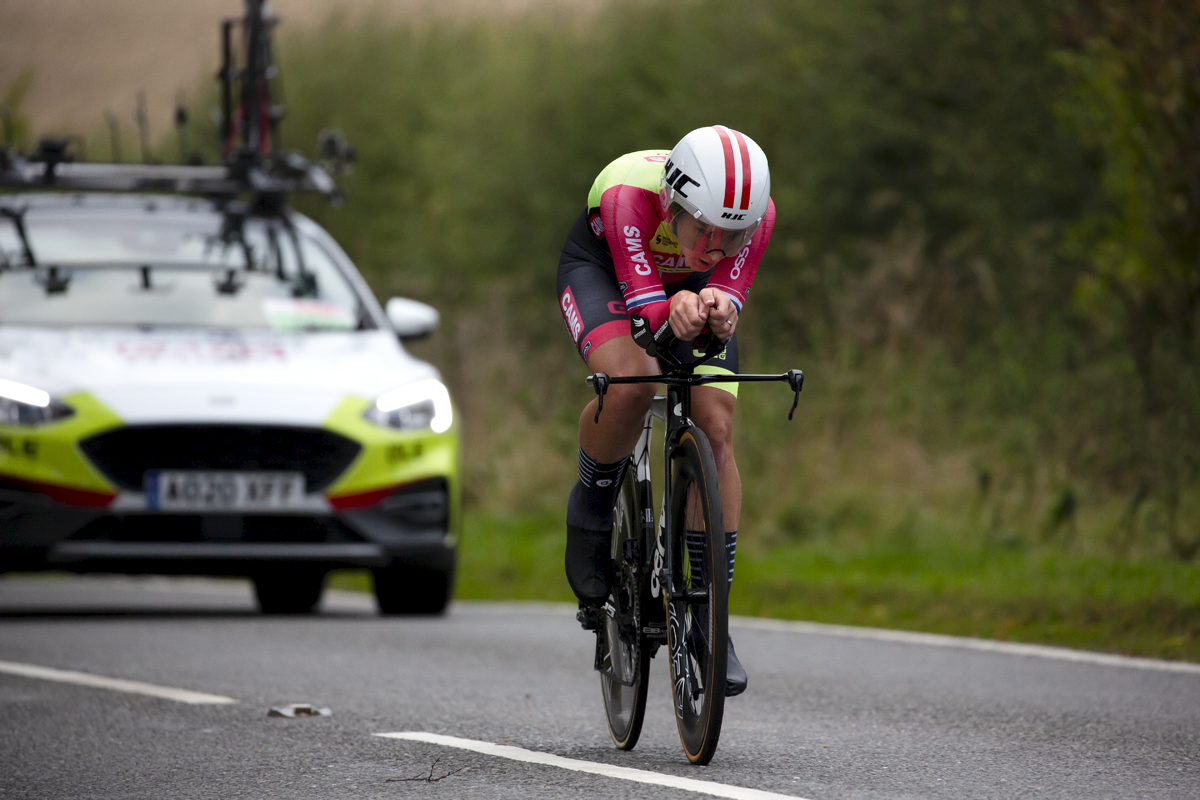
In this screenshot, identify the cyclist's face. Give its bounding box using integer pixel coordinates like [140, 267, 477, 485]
[672, 213, 751, 271]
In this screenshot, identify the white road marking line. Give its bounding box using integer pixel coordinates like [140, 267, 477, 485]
[730, 617, 1200, 676]
[375, 731, 810, 800]
[0, 660, 238, 704]
[457, 602, 1200, 675]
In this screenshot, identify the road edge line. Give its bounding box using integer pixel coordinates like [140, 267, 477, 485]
[728, 617, 1200, 675]
[453, 601, 1200, 675]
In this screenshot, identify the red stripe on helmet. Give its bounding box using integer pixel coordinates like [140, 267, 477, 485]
[733, 130, 753, 210]
[714, 126, 736, 209]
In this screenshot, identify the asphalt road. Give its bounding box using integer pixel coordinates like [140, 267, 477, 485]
[0, 576, 1197, 800]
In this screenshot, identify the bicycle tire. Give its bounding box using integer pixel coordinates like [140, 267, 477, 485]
[666, 425, 727, 765]
[600, 468, 651, 749]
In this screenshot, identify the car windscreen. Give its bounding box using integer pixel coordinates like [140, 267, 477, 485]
[0, 210, 368, 331]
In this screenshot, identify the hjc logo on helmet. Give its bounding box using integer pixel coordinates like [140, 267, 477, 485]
[663, 159, 700, 199]
[721, 212, 746, 220]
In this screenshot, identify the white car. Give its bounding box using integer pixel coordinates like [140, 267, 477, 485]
[0, 191, 461, 614]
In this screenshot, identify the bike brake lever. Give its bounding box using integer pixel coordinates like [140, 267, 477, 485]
[587, 372, 611, 423]
[786, 369, 804, 421]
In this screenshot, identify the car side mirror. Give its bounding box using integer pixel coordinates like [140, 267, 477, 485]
[385, 297, 440, 341]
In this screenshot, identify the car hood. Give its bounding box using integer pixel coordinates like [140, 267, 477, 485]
[0, 326, 439, 426]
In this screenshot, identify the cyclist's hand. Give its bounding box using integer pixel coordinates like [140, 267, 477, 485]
[669, 290, 710, 340]
[700, 287, 738, 340]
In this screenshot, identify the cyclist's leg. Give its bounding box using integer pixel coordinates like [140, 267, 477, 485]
[564, 337, 656, 604]
[690, 351, 748, 696]
[691, 385, 740, 534]
[557, 218, 656, 605]
[578, 336, 657, 461]
[685, 332, 741, 536]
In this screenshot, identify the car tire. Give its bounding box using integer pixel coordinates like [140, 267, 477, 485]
[253, 568, 326, 614]
[372, 565, 452, 615]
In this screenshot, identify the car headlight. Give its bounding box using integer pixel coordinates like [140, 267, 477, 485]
[0, 378, 75, 427]
[364, 378, 453, 433]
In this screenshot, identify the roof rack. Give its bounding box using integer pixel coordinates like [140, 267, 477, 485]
[0, 0, 354, 211]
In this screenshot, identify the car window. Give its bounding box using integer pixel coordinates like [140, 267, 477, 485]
[0, 209, 368, 331]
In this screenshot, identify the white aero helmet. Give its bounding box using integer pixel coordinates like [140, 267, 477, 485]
[660, 125, 770, 253]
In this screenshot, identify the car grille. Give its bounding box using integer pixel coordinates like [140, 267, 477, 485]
[79, 425, 361, 492]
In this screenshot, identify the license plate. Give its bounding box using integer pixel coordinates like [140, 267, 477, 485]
[145, 471, 306, 511]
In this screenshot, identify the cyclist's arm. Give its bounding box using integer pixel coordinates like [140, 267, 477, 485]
[704, 197, 776, 314]
[599, 184, 673, 348]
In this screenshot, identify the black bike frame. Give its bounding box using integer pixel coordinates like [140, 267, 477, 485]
[587, 364, 803, 634]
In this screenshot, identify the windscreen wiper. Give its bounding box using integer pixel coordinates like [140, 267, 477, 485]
[0, 206, 36, 268]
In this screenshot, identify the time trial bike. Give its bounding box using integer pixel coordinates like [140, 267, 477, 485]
[585, 327, 802, 764]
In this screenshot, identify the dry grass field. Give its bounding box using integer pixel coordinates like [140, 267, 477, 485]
[0, 0, 581, 140]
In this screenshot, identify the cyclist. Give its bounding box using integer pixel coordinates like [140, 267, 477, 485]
[557, 126, 775, 697]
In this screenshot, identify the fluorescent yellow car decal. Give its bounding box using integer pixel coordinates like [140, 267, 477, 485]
[0, 392, 122, 504]
[320, 396, 461, 529]
[0, 392, 462, 522]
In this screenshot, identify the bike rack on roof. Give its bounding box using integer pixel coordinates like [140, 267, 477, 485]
[0, 0, 354, 215]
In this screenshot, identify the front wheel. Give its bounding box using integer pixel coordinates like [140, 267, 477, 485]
[600, 468, 650, 750]
[666, 426, 727, 765]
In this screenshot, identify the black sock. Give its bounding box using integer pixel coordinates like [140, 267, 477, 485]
[566, 449, 629, 531]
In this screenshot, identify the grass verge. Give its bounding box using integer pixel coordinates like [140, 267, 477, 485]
[735, 543, 1200, 662]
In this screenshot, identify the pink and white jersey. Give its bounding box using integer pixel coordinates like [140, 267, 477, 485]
[585, 149, 776, 332]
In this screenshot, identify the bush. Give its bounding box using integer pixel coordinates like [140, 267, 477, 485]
[231, 0, 1200, 560]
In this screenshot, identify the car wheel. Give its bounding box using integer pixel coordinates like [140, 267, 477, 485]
[253, 568, 326, 614]
[373, 565, 452, 615]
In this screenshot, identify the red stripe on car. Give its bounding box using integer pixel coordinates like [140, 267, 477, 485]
[327, 485, 395, 510]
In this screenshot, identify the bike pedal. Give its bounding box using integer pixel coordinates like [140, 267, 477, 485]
[576, 604, 604, 631]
